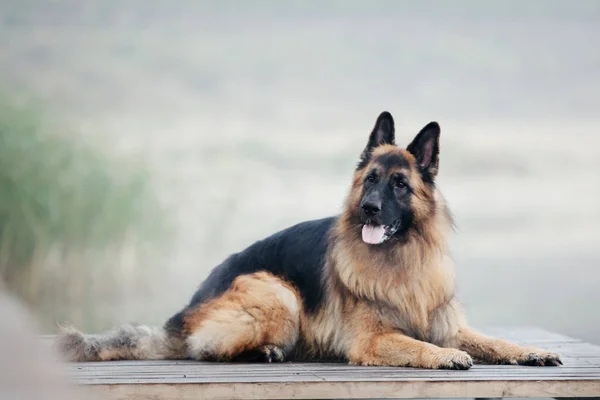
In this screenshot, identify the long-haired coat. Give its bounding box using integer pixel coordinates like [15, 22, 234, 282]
[57, 112, 561, 369]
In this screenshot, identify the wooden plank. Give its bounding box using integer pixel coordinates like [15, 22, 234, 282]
[77, 380, 600, 400]
[50, 327, 600, 399]
[66, 364, 600, 381]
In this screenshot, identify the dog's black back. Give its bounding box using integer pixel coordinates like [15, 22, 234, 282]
[165, 216, 337, 335]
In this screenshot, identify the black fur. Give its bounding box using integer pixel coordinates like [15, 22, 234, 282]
[373, 152, 410, 171]
[406, 121, 440, 185]
[165, 113, 437, 336]
[63, 111, 560, 370]
[165, 217, 337, 335]
[358, 111, 395, 170]
[358, 158, 415, 240]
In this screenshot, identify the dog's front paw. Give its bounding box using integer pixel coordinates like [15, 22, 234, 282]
[435, 349, 473, 370]
[515, 350, 562, 367]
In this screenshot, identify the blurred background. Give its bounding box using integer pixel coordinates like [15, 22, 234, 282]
[0, 0, 598, 349]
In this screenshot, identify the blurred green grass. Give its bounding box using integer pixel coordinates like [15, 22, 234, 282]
[0, 96, 169, 331]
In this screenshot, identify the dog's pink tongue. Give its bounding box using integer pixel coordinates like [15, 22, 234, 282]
[362, 224, 385, 244]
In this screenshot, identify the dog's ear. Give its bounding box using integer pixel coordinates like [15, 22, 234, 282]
[358, 111, 395, 169]
[407, 122, 440, 181]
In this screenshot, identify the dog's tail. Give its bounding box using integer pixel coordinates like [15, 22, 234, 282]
[54, 322, 187, 362]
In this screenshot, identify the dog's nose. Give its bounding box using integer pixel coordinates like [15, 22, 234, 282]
[361, 202, 381, 217]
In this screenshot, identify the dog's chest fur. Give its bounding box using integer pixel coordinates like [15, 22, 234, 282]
[372, 266, 462, 347]
[299, 246, 460, 359]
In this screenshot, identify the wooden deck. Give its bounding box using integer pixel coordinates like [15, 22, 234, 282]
[57, 327, 600, 400]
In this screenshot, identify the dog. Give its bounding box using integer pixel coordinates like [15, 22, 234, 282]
[56, 111, 562, 369]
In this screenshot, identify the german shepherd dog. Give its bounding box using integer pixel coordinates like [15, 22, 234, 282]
[56, 112, 562, 369]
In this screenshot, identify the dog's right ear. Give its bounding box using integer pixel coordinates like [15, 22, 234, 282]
[358, 111, 395, 169]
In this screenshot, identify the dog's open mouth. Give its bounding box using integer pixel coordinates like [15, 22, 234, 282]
[361, 220, 401, 245]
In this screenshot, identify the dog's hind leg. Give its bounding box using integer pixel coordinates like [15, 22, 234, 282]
[182, 271, 301, 362]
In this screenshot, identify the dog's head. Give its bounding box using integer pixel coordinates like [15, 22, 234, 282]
[348, 111, 441, 245]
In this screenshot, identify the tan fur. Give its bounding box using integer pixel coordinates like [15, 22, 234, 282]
[330, 150, 455, 340]
[56, 122, 561, 369]
[168, 144, 561, 368]
[182, 271, 301, 361]
[348, 330, 472, 369]
[296, 147, 560, 368]
[456, 327, 561, 365]
[310, 145, 553, 366]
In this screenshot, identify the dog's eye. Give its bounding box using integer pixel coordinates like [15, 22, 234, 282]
[395, 181, 406, 189]
[366, 175, 376, 183]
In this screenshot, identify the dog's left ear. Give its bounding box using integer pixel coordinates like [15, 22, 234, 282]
[407, 122, 440, 180]
[358, 111, 395, 169]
